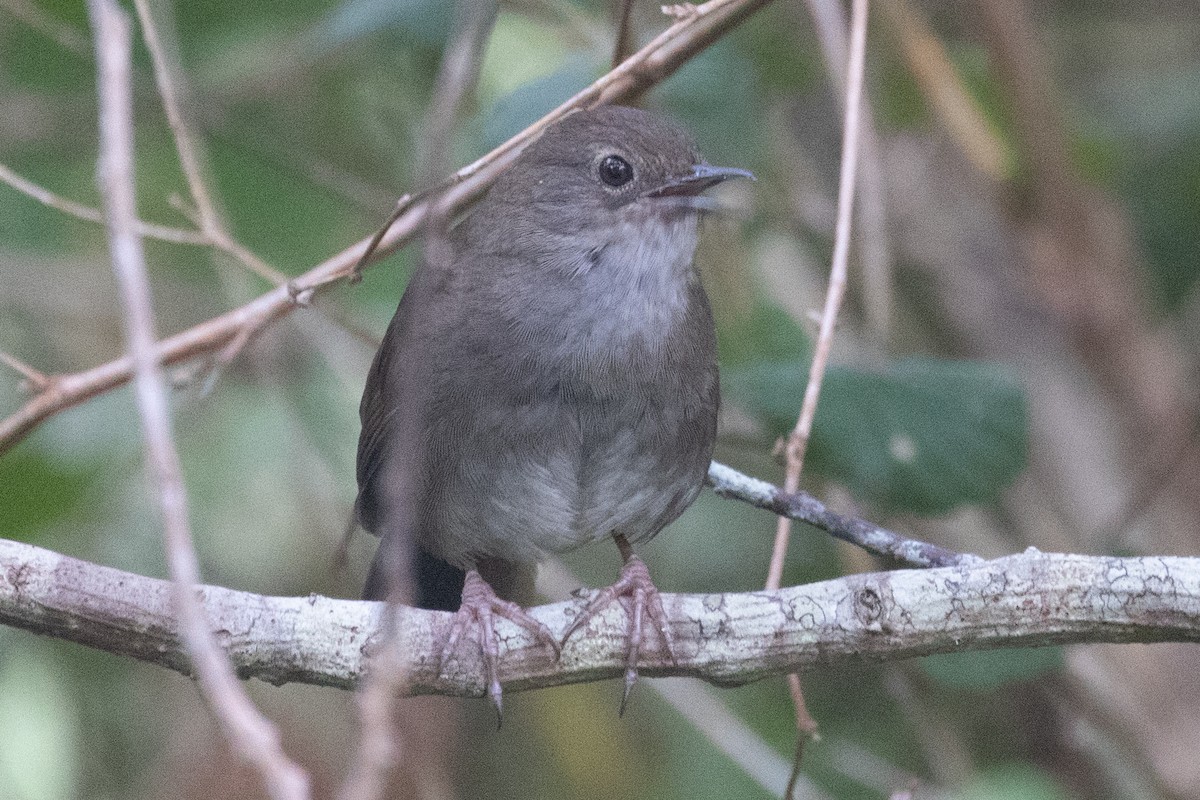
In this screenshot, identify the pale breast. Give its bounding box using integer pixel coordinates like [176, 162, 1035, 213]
[419, 212, 717, 567]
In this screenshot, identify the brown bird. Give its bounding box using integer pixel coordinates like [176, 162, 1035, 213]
[355, 104, 752, 716]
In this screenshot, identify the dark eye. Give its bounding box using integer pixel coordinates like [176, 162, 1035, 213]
[598, 155, 633, 187]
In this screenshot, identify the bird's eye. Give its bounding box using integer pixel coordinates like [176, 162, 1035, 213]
[598, 155, 634, 187]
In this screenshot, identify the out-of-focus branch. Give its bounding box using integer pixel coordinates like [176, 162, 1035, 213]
[804, 0, 894, 340]
[0, 351, 50, 390]
[878, 0, 1010, 180]
[336, 4, 497, 794]
[3, 538, 1198, 696]
[1, 0, 90, 54]
[415, 0, 497, 187]
[612, 0, 636, 68]
[976, 0, 1199, 549]
[0, 0, 775, 457]
[86, 2, 309, 798]
[765, 0, 869, 770]
[767, 0, 868, 590]
[0, 162, 209, 244]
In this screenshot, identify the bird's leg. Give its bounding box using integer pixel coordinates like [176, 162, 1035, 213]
[560, 533, 676, 714]
[439, 569, 559, 726]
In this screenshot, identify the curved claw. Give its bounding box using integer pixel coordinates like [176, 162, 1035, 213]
[560, 555, 675, 714]
[435, 569, 558, 726]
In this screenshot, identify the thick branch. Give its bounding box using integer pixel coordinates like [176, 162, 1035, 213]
[0, 0, 773, 456]
[3, 538, 1197, 697]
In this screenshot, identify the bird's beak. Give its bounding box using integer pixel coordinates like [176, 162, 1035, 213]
[647, 164, 756, 198]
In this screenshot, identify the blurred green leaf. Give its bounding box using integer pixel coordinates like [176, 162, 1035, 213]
[206, 137, 363, 271]
[658, 38, 766, 168]
[920, 647, 1063, 690]
[1121, 132, 1200, 311]
[717, 300, 812, 366]
[961, 764, 1069, 800]
[727, 354, 1028, 514]
[0, 448, 93, 541]
[478, 56, 600, 152]
[0, 647, 80, 800]
[311, 0, 453, 51]
[1, 24, 91, 92]
[734, 11, 822, 96]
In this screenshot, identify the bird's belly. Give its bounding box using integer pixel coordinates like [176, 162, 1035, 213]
[427, 394, 710, 566]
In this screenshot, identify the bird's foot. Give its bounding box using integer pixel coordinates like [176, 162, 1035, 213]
[439, 569, 560, 726]
[561, 555, 675, 714]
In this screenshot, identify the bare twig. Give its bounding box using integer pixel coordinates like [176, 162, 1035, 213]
[0, 0, 90, 54]
[0, 0, 776, 456]
[3, 538, 1199, 694]
[612, 0, 637, 68]
[767, 0, 869, 591]
[766, 0, 869, 783]
[0, 351, 50, 391]
[130, 0, 289, 287]
[708, 463, 977, 568]
[337, 13, 494, 777]
[130, 0, 218, 235]
[804, 0, 893, 341]
[166, 193, 291, 286]
[86, 3, 309, 798]
[0, 162, 208, 245]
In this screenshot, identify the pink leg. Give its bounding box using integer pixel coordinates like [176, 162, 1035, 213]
[439, 569, 559, 726]
[560, 536, 675, 714]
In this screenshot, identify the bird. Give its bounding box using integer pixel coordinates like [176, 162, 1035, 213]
[354, 104, 752, 717]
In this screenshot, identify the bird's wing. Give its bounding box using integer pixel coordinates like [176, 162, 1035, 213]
[354, 247, 456, 537]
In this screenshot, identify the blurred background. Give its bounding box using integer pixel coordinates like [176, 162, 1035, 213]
[2, 0, 1199, 798]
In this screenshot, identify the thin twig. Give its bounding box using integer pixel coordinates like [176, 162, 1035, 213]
[767, 0, 869, 590]
[337, 2, 497, 786]
[86, 3, 310, 798]
[130, 0, 218, 234]
[0, 351, 50, 391]
[0, 0, 90, 54]
[804, 0, 894, 341]
[612, 0, 637, 68]
[131, 0, 289, 287]
[707, 463, 977, 568]
[0, 0, 776, 456]
[767, 0, 870, 786]
[167, 194, 291, 286]
[0, 162, 208, 245]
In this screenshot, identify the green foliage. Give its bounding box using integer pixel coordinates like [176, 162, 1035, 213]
[0, 2, 1194, 798]
[1122, 133, 1200, 311]
[658, 39, 766, 168]
[0, 449, 94, 541]
[920, 647, 1064, 690]
[727, 335, 1029, 514]
[480, 56, 601, 151]
[311, 0, 453, 51]
[961, 764, 1069, 800]
[718, 300, 812, 365]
